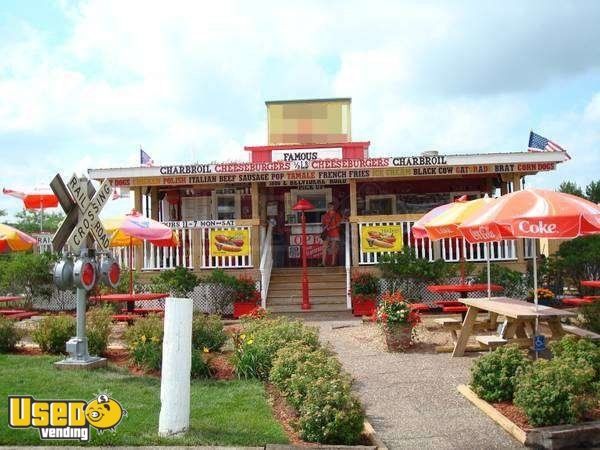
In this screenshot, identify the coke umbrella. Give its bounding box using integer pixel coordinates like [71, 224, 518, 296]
[459, 188, 600, 308]
[413, 195, 496, 293]
[102, 209, 179, 294]
[0, 223, 37, 252]
[3, 187, 59, 232]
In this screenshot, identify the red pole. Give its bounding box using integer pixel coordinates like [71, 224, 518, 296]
[300, 211, 311, 310]
[129, 240, 133, 295]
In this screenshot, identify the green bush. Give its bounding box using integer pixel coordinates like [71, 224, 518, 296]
[351, 272, 379, 296]
[470, 345, 530, 402]
[269, 342, 315, 389]
[32, 315, 76, 354]
[0, 252, 57, 303]
[151, 266, 198, 297]
[124, 314, 163, 371]
[550, 336, 600, 380]
[0, 315, 22, 352]
[555, 236, 600, 288]
[192, 314, 227, 352]
[86, 306, 113, 356]
[191, 349, 212, 379]
[476, 263, 528, 299]
[581, 301, 600, 334]
[233, 317, 319, 379]
[298, 376, 365, 445]
[514, 358, 596, 427]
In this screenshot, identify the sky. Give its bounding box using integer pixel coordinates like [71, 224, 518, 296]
[1, 0, 600, 220]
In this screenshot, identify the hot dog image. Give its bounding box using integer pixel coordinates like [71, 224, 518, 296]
[216, 242, 243, 252]
[367, 237, 395, 249]
[367, 230, 396, 243]
[214, 234, 245, 253]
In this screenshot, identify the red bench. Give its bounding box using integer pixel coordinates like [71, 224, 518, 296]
[120, 308, 164, 315]
[7, 311, 38, 321]
[442, 305, 468, 314]
[582, 295, 600, 301]
[0, 309, 27, 316]
[435, 300, 464, 308]
[112, 314, 141, 323]
[562, 297, 593, 307]
[408, 303, 431, 312]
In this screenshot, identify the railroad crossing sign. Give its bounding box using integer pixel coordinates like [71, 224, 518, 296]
[51, 174, 112, 252]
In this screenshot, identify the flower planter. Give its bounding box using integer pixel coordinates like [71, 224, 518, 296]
[383, 323, 413, 352]
[233, 302, 259, 318]
[352, 297, 376, 316]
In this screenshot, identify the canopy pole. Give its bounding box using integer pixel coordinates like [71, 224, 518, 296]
[532, 240, 538, 310]
[129, 239, 133, 295]
[486, 242, 491, 299]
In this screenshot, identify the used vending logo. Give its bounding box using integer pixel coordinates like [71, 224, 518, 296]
[8, 393, 126, 442]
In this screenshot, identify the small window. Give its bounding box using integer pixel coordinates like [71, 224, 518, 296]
[365, 195, 396, 215]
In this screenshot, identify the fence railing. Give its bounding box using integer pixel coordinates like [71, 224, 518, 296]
[143, 228, 194, 270]
[358, 221, 433, 265]
[358, 220, 517, 265]
[259, 223, 274, 308]
[199, 226, 253, 269]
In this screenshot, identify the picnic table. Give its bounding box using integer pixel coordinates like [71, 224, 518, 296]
[427, 284, 504, 315]
[90, 293, 169, 320]
[452, 297, 575, 357]
[0, 296, 37, 320]
[581, 280, 600, 289]
[0, 295, 25, 304]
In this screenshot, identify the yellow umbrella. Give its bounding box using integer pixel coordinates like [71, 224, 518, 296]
[0, 223, 37, 252]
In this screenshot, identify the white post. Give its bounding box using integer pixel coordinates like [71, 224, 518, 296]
[159, 297, 193, 437]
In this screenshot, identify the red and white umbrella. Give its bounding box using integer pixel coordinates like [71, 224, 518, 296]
[459, 188, 600, 307]
[3, 187, 59, 232]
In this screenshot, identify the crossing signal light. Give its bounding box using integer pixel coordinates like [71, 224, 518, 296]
[99, 255, 120, 289]
[53, 259, 74, 290]
[73, 258, 97, 291]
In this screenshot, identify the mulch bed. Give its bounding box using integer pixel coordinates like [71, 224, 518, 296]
[492, 401, 600, 430]
[265, 383, 312, 446]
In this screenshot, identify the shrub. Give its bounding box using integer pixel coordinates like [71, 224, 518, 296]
[124, 314, 163, 371]
[32, 315, 76, 354]
[191, 348, 212, 379]
[86, 306, 113, 356]
[192, 314, 227, 352]
[550, 335, 600, 380]
[151, 266, 198, 297]
[470, 345, 530, 402]
[581, 301, 600, 334]
[269, 342, 315, 390]
[514, 358, 596, 427]
[233, 317, 319, 379]
[233, 276, 260, 304]
[555, 235, 600, 287]
[0, 315, 22, 352]
[476, 264, 528, 299]
[351, 272, 379, 297]
[0, 252, 57, 303]
[298, 376, 364, 445]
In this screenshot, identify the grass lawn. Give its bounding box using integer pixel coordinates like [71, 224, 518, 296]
[0, 354, 288, 446]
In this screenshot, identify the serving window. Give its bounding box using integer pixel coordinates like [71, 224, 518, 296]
[164, 185, 251, 221]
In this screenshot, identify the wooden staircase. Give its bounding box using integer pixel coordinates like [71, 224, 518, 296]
[266, 267, 350, 316]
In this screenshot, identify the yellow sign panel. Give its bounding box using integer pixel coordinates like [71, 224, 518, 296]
[360, 225, 403, 253]
[209, 229, 251, 257]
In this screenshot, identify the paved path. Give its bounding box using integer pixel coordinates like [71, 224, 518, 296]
[312, 319, 523, 450]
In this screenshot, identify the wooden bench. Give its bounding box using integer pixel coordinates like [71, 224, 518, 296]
[562, 324, 600, 340]
[475, 335, 508, 349]
[562, 297, 593, 307]
[434, 317, 462, 343]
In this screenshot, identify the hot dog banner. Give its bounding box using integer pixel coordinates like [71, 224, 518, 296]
[209, 229, 251, 257]
[360, 225, 403, 253]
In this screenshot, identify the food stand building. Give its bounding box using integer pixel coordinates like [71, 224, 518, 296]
[89, 98, 569, 313]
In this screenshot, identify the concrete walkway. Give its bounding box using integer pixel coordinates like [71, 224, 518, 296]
[312, 319, 523, 450]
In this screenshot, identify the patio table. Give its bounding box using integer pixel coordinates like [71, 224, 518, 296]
[581, 280, 600, 289]
[90, 293, 169, 313]
[427, 284, 504, 297]
[452, 297, 575, 357]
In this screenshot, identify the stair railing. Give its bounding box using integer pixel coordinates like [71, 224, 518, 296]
[345, 221, 352, 309]
[259, 222, 274, 309]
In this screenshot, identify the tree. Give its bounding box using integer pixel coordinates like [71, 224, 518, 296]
[585, 180, 600, 204]
[557, 181, 584, 198]
[9, 210, 65, 233]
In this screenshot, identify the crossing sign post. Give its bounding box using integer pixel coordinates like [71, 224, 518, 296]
[50, 173, 118, 369]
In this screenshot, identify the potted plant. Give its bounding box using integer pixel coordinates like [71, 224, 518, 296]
[526, 287, 557, 306]
[232, 276, 260, 318]
[351, 272, 379, 316]
[373, 291, 421, 352]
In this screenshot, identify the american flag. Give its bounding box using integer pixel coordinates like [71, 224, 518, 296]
[528, 131, 565, 153]
[140, 148, 154, 167]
